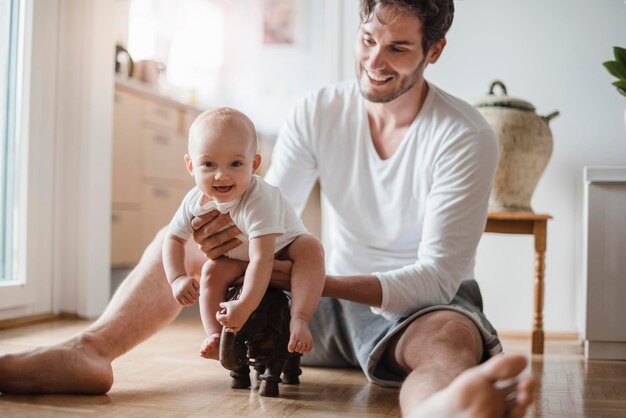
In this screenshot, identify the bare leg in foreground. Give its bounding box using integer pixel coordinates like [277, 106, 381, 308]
[408, 354, 536, 418]
[386, 310, 535, 418]
[0, 228, 205, 394]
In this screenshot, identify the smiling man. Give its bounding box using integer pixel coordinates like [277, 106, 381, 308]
[0, 1, 535, 417]
[260, 1, 535, 416]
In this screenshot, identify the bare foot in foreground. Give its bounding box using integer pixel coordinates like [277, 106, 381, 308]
[199, 333, 221, 360]
[0, 333, 113, 394]
[287, 318, 312, 353]
[408, 354, 536, 418]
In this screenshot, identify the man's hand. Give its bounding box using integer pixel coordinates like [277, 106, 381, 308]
[191, 210, 242, 259]
[171, 276, 200, 306]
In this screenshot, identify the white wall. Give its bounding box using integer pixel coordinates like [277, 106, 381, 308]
[212, 0, 341, 135]
[341, 0, 626, 334]
[52, 0, 115, 318]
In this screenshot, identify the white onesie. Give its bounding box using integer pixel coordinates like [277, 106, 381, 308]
[169, 175, 308, 261]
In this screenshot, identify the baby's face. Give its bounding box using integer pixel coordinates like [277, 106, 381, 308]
[185, 117, 260, 203]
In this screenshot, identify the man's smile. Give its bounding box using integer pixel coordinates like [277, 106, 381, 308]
[364, 67, 394, 85]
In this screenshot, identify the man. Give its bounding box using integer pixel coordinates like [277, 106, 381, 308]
[0, 1, 535, 416]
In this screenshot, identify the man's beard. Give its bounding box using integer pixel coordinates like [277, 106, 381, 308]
[357, 59, 425, 103]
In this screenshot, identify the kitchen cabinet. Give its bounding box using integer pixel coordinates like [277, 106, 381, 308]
[582, 166, 626, 360]
[111, 78, 200, 267]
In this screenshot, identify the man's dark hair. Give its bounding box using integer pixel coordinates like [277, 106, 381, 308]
[359, 0, 454, 54]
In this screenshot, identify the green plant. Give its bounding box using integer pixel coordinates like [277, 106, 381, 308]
[603, 46, 626, 97]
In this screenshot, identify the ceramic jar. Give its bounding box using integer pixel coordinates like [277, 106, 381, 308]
[473, 81, 559, 212]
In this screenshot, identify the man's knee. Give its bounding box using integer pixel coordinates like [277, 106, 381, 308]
[392, 312, 484, 371]
[147, 226, 168, 252]
[427, 318, 483, 357]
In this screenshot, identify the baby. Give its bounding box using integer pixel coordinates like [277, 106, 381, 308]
[162, 107, 325, 359]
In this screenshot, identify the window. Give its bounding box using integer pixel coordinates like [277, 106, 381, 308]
[0, 0, 19, 282]
[126, 0, 224, 105]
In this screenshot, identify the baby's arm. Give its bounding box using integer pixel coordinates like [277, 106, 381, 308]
[216, 234, 277, 332]
[162, 232, 199, 306]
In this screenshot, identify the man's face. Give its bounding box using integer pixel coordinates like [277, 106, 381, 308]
[355, 6, 430, 103]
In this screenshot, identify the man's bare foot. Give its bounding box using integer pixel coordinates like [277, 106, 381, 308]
[408, 354, 536, 418]
[0, 333, 113, 394]
[199, 333, 221, 360]
[288, 318, 312, 353]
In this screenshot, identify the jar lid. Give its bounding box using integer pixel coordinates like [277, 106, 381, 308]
[472, 80, 536, 112]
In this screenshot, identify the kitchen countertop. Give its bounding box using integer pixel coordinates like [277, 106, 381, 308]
[115, 74, 203, 113]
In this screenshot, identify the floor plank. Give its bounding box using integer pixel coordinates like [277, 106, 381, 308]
[1, 319, 625, 417]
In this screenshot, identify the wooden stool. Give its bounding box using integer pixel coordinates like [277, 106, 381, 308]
[485, 212, 552, 354]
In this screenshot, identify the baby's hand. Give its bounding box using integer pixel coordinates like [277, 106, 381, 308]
[171, 276, 200, 306]
[216, 300, 253, 333]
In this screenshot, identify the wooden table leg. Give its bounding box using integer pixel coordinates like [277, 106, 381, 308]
[532, 220, 547, 354]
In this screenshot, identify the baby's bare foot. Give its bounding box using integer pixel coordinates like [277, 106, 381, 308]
[199, 333, 221, 360]
[288, 318, 312, 353]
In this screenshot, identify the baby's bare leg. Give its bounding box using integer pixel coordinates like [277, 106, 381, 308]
[0, 227, 207, 394]
[199, 258, 246, 360]
[284, 235, 325, 353]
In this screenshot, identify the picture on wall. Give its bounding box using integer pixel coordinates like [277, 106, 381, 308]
[262, 0, 295, 45]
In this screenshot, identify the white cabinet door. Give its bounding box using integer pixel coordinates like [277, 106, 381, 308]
[112, 90, 144, 204]
[583, 167, 626, 360]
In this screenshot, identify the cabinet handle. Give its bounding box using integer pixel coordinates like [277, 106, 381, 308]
[152, 187, 170, 198]
[111, 212, 121, 222]
[153, 133, 170, 145]
[155, 107, 170, 118]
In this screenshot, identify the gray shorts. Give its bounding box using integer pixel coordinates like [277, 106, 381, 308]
[302, 279, 502, 387]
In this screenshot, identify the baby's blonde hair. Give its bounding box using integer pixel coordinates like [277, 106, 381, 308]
[189, 107, 258, 153]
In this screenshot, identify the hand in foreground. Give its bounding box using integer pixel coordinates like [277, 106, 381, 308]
[216, 300, 254, 333]
[191, 210, 242, 259]
[171, 276, 200, 306]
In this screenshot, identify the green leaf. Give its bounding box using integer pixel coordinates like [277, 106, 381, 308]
[613, 79, 626, 90]
[613, 46, 626, 65]
[618, 87, 626, 98]
[603, 61, 626, 80]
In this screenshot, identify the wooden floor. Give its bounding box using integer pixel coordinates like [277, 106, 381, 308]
[0, 319, 625, 418]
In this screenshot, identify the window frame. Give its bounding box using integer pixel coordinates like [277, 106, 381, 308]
[0, 0, 56, 317]
[0, 0, 20, 283]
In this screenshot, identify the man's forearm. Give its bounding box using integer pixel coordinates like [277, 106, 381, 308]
[323, 274, 383, 308]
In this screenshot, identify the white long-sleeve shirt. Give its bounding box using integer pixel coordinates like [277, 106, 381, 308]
[265, 80, 498, 320]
